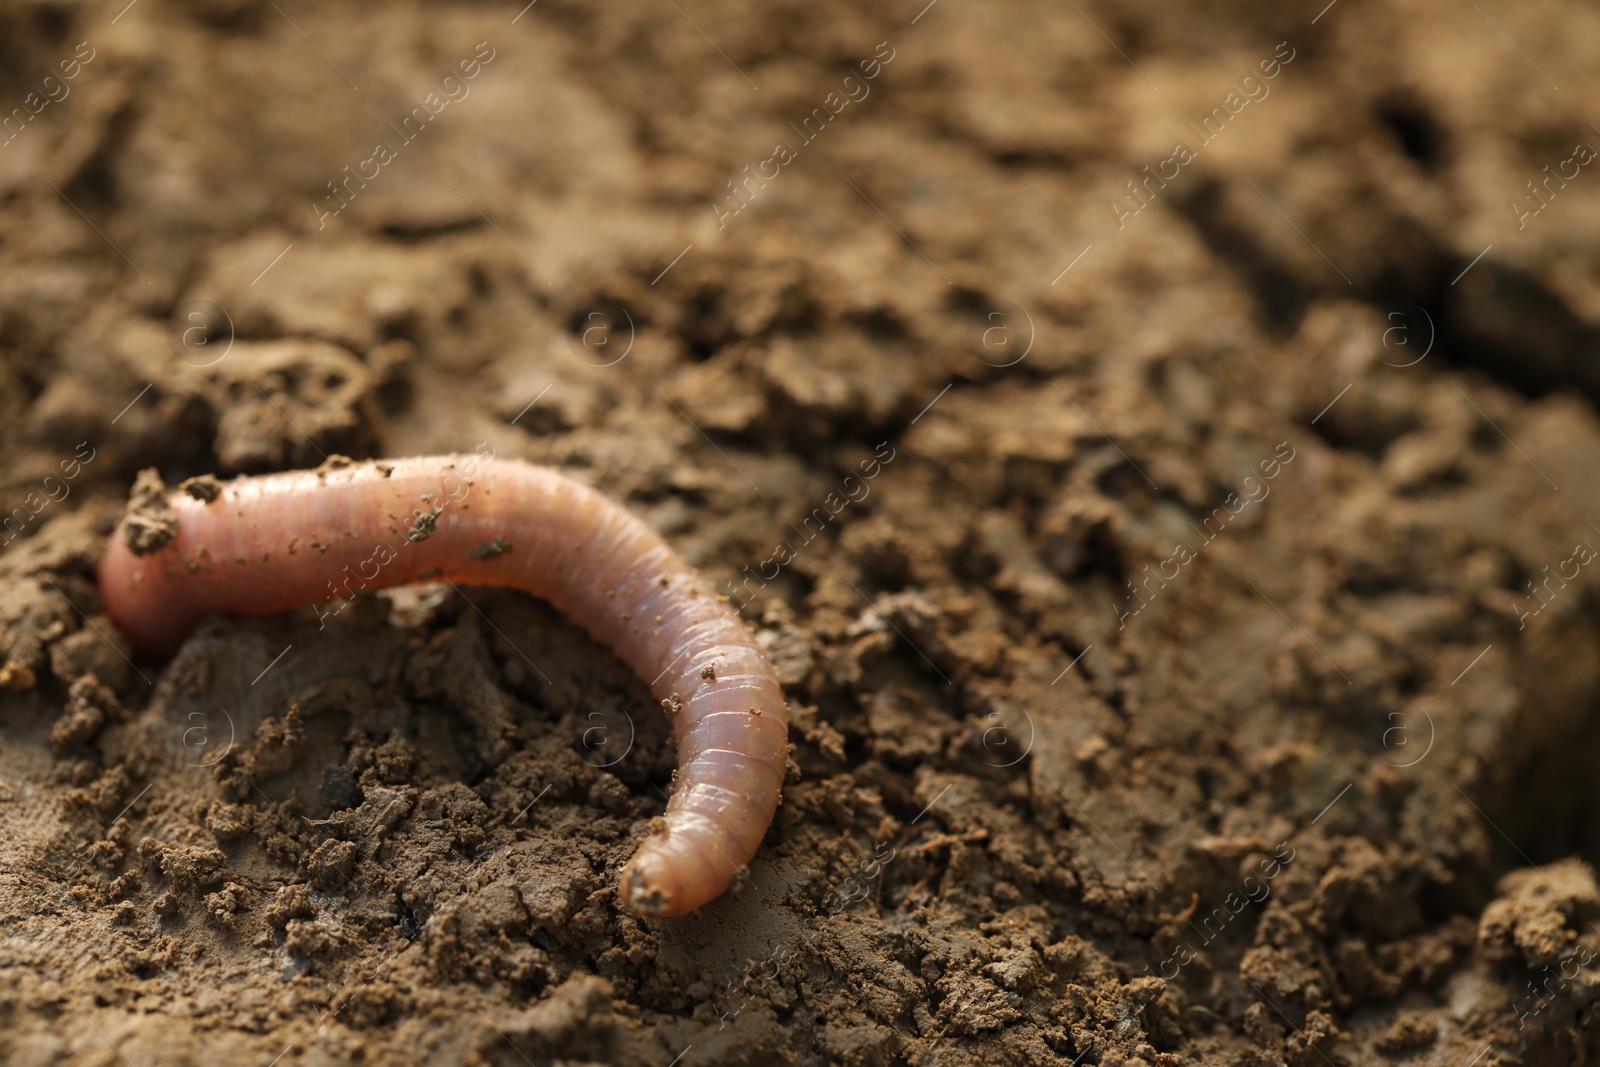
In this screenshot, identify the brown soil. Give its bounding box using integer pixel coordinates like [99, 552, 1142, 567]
[3, 0, 1600, 1064]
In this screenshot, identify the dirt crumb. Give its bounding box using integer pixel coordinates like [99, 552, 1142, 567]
[1373, 1012, 1437, 1054]
[48, 673, 125, 751]
[121, 468, 178, 555]
[179, 474, 223, 502]
[1478, 859, 1600, 967]
[468, 535, 513, 560]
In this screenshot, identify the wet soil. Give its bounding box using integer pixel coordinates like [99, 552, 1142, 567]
[3, 0, 1600, 1064]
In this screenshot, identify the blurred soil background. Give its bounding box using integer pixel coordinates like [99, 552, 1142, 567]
[2, 0, 1600, 1064]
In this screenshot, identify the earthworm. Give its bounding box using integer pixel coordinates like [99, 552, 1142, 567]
[97, 454, 789, 918]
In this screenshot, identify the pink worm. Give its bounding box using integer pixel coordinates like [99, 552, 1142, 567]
[97, 455, 788, 918]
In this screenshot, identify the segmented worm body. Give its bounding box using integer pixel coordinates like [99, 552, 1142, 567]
[98, 454, 788, 917]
